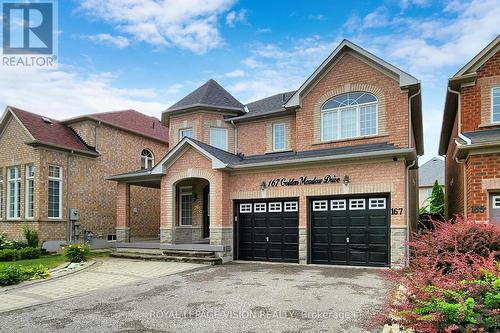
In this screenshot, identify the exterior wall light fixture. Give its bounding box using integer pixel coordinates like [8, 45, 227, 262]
[260, 181, 267, 191]
[343, 175, 350, 186]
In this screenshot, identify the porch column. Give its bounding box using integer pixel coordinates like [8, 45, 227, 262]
[160, 176, 173, 243]
[116, 182, 130, 242]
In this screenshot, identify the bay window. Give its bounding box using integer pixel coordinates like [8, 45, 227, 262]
[48, 165, 62, 219]
[179, 128, 193, 140]
[25, 165, 35, 219]
[7, 167, 20, 219]
[321, 92, 378, 141]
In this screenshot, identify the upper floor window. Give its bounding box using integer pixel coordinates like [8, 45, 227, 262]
[273, 123, 286, 151]
[179, 128, 193, 141]
[492, 87, 500, 123]
[210, 127, 228, 151]
[7, 166, 21, 219]
[141, 149, 154, 169]
[321, 92, 377, 141]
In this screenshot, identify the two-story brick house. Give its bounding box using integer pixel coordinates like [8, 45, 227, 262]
[439, 35, 500, 224]
[0, 107, 168, 243]
[110, 40, 423, 267]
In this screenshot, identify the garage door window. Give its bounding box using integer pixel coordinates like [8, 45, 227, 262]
[284, 201, 298, 212]
[331, 199, 346, 210]
[313, 200, 328, 211]
[269, 202, 282, 212]
[493, 196, 500, 208]
[240, 203, 252, 213]
[349, 199, 365, 210]
[369, 198, 386, 209]
[254, 203, 267, 213]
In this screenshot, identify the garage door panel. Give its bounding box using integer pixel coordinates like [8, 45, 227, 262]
[238, 201, 298, 263]
[311, 195, 389, 267]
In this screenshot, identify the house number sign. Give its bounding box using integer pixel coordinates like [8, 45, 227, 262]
[267, 175, 341, 188]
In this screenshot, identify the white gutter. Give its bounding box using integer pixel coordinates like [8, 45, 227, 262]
[458, 132, 472, 145]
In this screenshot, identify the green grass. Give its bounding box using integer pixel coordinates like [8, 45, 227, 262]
[0, 250, 111, 271]
[0, 254, 66, 270]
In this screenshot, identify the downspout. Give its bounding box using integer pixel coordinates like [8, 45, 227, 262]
[230, 120, 238, 154]
[67, 152, 71, 242]
[405, 89, 420, 266]
[448, 87, 466, 218]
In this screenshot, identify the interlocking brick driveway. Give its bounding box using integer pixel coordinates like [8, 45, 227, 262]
[0, 258, 203, 313]
[0, 261, 392, 332]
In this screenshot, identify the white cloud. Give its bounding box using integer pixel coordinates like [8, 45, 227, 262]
[165, 83, 184, 94]
[257, 28, 271, 33]
[224, 69, 246, 78]
[85, 33, 130, 48]
[0, 65, 166, 119]
[77, 0, 236, 54]
[226, 9, 247, 27]
[308, 14, 325, 21]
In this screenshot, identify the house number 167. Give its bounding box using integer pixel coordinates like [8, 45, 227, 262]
[391, 208, 403, 215]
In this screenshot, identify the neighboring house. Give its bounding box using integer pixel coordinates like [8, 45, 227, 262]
[0, 107, 168, 243]
[418, 157, 445, 210]
[439, 35, 500, 224]
[109, 39, 423, 267]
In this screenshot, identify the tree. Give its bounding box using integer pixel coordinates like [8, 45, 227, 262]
[429, 180, 445, 215]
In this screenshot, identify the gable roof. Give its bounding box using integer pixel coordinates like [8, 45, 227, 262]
[228, 91, 296, 122]
[64, 110, 168, 143]
[0, 106, 98, 156]
[419, 157, 445, 187]
[284, 39, 420, 108]
[162, 79, 245, 124]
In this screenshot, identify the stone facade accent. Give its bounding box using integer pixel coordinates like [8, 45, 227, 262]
[298, 227, 307, 264]
[390, 226, 407, 267]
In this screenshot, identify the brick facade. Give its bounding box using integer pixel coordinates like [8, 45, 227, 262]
[0, 112, 168, 243]
[444, 45, 500, 221]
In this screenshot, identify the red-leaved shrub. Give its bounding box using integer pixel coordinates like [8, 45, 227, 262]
[386, 217, 500, 333]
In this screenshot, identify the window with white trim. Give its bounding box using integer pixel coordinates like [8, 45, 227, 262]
[284, 201, 298, 212]
[273, 123, 286, 151]
[25, 165, 35, 219]
[140, 149, 154, 169]
[210, 127, 228, 151]
[321, 92, 377, 141]
[493, 195, 500, 209]
[269, 202, 282, 212]
[239, 203, 252, 213]
[492, 87, 500, 123]
[7, 167, 21, 219]
[312, 200, 328, 211]
[179, 128, 193, 140]
[369, 198, 386, 209]
[179, 186, 192, 226]
[349, 199, 366, 210]
[48, 166, 62, 219]
[331, 199, 346, 211]
[254, 203, 266, 213]
[0, 168, 3, 219]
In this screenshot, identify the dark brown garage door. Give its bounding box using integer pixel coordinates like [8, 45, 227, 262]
[237, 200, 299, 263]
[310, 195, 389, 267]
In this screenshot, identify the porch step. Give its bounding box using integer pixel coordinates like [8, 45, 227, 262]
[162, 250, 216, 258]
[110, 252, 222, 265]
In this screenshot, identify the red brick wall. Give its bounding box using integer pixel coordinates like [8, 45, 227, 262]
[445, 115, 465, 218]
[466, 154, 500, 221]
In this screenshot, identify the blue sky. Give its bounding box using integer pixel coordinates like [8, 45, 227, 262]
[1, 0, 499, 163]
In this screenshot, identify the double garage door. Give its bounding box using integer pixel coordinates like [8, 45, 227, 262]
[236, 195, 389, 267]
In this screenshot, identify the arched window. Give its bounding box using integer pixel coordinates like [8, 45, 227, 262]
[321, 92, 378, 141]
[141, 149, 154, 169]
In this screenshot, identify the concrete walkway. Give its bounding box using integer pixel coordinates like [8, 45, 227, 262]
[0, 258, 204, 313]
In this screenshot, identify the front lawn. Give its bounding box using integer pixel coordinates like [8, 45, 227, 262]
[0, 254, 66, 270]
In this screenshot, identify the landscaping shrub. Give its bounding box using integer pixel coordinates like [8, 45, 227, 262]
[18, 247, 41, 260]
[63, 244, 90, 263]
[0, 249, 19, 261]
[22, 226, 39, 248]
[386, 217, 500, 332]
[0, 265, 49, 286]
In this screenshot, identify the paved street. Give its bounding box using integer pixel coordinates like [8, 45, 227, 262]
[0, 258, 203, 313]
[0, 261, 391, 333]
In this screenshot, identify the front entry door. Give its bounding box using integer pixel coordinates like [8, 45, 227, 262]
[490, 194, 500, 225]
[203, 185, 210, 238]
